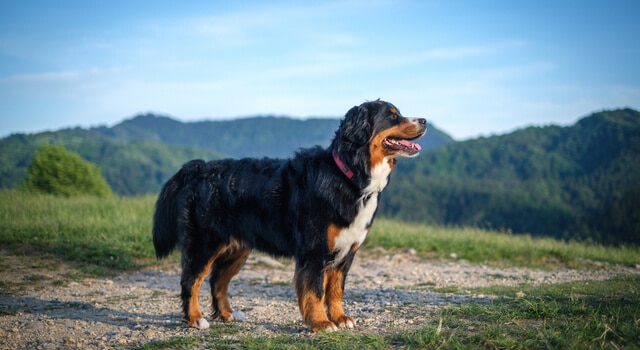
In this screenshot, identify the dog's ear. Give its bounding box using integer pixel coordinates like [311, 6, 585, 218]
[340, 105, 371, 145]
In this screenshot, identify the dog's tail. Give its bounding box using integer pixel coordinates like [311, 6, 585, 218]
[152, 159, 206, 259]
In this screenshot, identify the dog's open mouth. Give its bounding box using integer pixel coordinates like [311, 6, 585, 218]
[383, 137, 422, 155]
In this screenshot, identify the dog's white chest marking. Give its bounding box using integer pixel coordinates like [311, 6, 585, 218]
[333, 160, 392, 263]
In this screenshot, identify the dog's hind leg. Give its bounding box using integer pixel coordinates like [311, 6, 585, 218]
[180, 244, 227, 329]
[209, 240, 250, 322]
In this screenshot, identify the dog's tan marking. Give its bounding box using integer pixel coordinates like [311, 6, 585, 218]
[399, 118, 423, 137]
[300, 290, 335, 331]
[369, 118, 424, 167]
[325, 267, 356, 328]
[185, 254, 218, 328]
[327, 224, 342, 252]
[295, 267, 337, 331]
[369, 132, 388, 168]
[211, 241, 250, 322]
[369, 127, 401, 167]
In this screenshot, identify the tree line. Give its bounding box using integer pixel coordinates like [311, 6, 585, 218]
[1, 109, 637, 245]
[381, 108, 640, 245]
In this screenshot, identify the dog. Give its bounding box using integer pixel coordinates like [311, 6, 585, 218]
[152, 100, 426, 331]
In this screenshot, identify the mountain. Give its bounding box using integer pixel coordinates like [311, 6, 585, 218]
[0, 128, 224, 195]
[0, 114, 455, 195]
[100, 114, 454, 158]
[2, 108, 637, 244]
[381, 108, 640, 245]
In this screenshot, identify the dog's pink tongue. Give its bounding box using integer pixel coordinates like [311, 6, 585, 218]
[398, 140, 421, 151]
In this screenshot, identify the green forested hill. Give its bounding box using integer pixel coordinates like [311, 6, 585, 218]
[383, 108, 640, 245]
[2, 109, 637, 245]
[0, 129, 224, 195]
[101, 114, 454, 159]
[0, 114, 454, 195]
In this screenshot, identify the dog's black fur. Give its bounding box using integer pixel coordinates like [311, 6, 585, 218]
[153, 100, 426, 331]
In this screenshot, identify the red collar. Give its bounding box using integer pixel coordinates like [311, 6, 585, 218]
[332, 150, 354, 180]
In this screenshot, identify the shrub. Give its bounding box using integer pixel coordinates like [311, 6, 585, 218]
[24, 145, 113, 197]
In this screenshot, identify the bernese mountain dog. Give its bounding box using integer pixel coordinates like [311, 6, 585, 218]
[152, 100, 426, 331]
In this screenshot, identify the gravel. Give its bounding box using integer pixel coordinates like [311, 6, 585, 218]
[1, 248, 638, 349]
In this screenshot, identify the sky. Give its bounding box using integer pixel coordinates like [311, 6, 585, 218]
[1, 1, 639, 140]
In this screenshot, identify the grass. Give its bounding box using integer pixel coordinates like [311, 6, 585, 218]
[369, 219, 640, 268]
[0, 189, 158, 275]
[431, 275, 640, 349]
[135, 275, 640, 349]
[1, 190, 639, 348]
[1, 190, 638, 276]
[136, 276, 640, 349]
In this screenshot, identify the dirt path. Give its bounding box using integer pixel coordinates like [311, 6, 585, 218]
[1, 249, 637, 349]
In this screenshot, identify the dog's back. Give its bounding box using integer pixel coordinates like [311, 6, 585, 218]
[152, 152, 326, 260]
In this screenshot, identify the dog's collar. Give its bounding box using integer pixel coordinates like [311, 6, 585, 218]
[332, 150, 354, 180]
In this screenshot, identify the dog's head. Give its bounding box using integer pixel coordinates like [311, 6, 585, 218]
[333, 100, 427, 170]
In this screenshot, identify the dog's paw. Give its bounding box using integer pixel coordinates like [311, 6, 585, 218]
[214, 311, 246, 322]
[333, 315, 356, 329]
[311, 321, 339, 332]
[231, 311, 246, 321]
[185, 317, 210, 329]
[195, 318, 210, 329]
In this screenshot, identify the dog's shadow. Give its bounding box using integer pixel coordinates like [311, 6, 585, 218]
[0, 293, 179, 329]
[0, 268, 305, 335]
[1, 267, 483, 338]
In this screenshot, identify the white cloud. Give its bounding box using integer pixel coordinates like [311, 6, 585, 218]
[1, 71, 81, 83]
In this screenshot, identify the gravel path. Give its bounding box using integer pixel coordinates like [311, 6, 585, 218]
[1, 248, 637, 349]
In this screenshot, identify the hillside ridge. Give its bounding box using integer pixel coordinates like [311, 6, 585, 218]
[383, 108, 639, 244]
[1, 108, 637, 244]
[106, 113, 454, 158]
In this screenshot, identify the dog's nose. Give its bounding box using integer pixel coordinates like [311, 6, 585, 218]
[417, 118, 427, 125]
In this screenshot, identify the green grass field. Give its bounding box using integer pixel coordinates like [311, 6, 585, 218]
[1, 190, 639, 348]
[1, 190, 637, 273]
[0, 190, 157, 274]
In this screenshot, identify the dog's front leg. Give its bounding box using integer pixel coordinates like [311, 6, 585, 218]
[294, 258, 337, 332]
[325, 253, 356, 329]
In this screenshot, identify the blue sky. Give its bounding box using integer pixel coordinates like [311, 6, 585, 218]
[1, 1, 638, 140]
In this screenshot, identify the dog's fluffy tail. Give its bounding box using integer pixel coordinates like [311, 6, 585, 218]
[152, 159, 206, 259]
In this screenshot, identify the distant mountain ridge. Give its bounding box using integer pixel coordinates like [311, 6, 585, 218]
[381, 108, 640, 244]
[101, 113, 454, 158]
[0, 113, 455, 194]
[1, 108, 637, 245]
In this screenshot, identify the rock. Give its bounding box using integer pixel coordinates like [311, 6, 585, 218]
[404, 248, 417, 255]
[255, 256, 285, 268]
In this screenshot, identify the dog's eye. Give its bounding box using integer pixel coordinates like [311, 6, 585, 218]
[390, 114, 398, 120]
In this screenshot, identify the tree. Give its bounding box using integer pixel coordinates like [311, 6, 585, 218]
[24, 145, 113, 197]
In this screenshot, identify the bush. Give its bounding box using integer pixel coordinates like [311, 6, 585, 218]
[24, 145, 113, 197]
